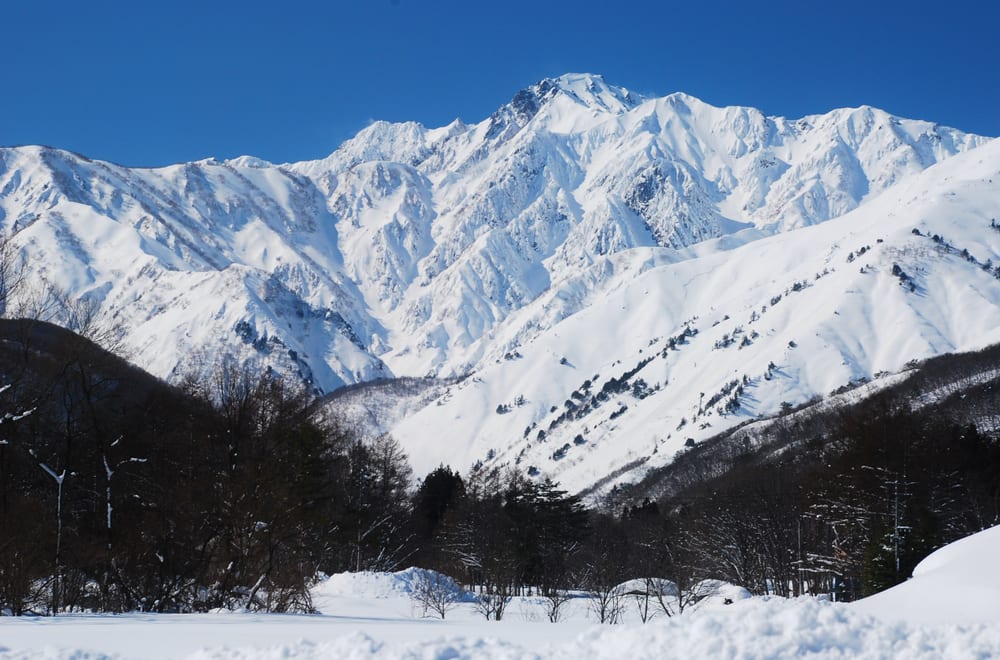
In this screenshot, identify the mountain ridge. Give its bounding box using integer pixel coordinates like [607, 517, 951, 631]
[1, 73, 997, 490]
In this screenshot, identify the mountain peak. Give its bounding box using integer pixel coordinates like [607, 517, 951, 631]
[541, 72, 643, 113]
[485, 73, 642, 140]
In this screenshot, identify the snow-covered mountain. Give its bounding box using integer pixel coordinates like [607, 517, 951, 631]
[2, 73, 997, 490]
[391, 138, 1000, 489]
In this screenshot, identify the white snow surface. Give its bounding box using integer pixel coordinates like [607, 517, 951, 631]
[2, 73, 999, 491]
[853, 523, 1000, 625]
[316, 567, 473, 603]
[4, 526, 1000, 658]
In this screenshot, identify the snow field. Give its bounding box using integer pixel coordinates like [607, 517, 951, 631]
[4, 597, 999, 659]
[5, 524, 1000, 659]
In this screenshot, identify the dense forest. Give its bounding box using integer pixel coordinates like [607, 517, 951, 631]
[1, 318, 999, 616]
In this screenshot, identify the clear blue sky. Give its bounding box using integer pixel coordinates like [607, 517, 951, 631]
[5, 0, 997, 167]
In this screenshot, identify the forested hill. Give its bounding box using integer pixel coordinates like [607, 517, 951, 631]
[0, 319, 376, 614]
[602, 342, 1000, 598]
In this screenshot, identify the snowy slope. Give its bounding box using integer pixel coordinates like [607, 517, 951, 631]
[1, 73, 997, 488]
[0, 74, 983, 393]
[0, 146, 388, 389]
[390, 138, 1000, 490]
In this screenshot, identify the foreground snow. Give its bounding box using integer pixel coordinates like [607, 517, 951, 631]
[4, 526, 1000, 659]
[4, 598, 1000, 659]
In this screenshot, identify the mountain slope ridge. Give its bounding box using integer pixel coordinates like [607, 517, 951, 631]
[388, 137, 1000, 490]
[0, 74, 997, 491]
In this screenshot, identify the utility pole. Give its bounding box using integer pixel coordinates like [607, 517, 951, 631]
[889, 472, 912, 579]
[797, 516, 803, 596]
[893, 477, 900, 577]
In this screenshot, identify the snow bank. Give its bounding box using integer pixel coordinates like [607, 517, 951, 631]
[613, 578, 752, 608]
[180, 599, 1000, 659]
[4, 592, 1000, 660]
[555, 598, 1000, 659]
[316, 567, 472, 601]
[854, 524, 1000, 625]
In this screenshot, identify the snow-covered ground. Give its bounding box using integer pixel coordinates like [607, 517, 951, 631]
[3, 527, 1000, 659]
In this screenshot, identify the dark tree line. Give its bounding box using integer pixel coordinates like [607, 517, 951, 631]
[0, 320, 415, 614]
[0, 320, 595, 617]
[408, 465, 590, 619]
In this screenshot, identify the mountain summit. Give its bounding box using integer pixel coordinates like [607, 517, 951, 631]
[484, 73, 643, 139]
[1, 75, 997, 490]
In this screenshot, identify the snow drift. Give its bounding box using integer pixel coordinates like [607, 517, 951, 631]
[854, 523, 1000, 625]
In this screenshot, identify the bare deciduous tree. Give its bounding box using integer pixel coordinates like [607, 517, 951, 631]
[474, 584, 512, 621]
[409, 570, 463, 619]
[587, 580, 625, 624]
[0, 234, 28, 319]
[540, 585, 573, 623]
